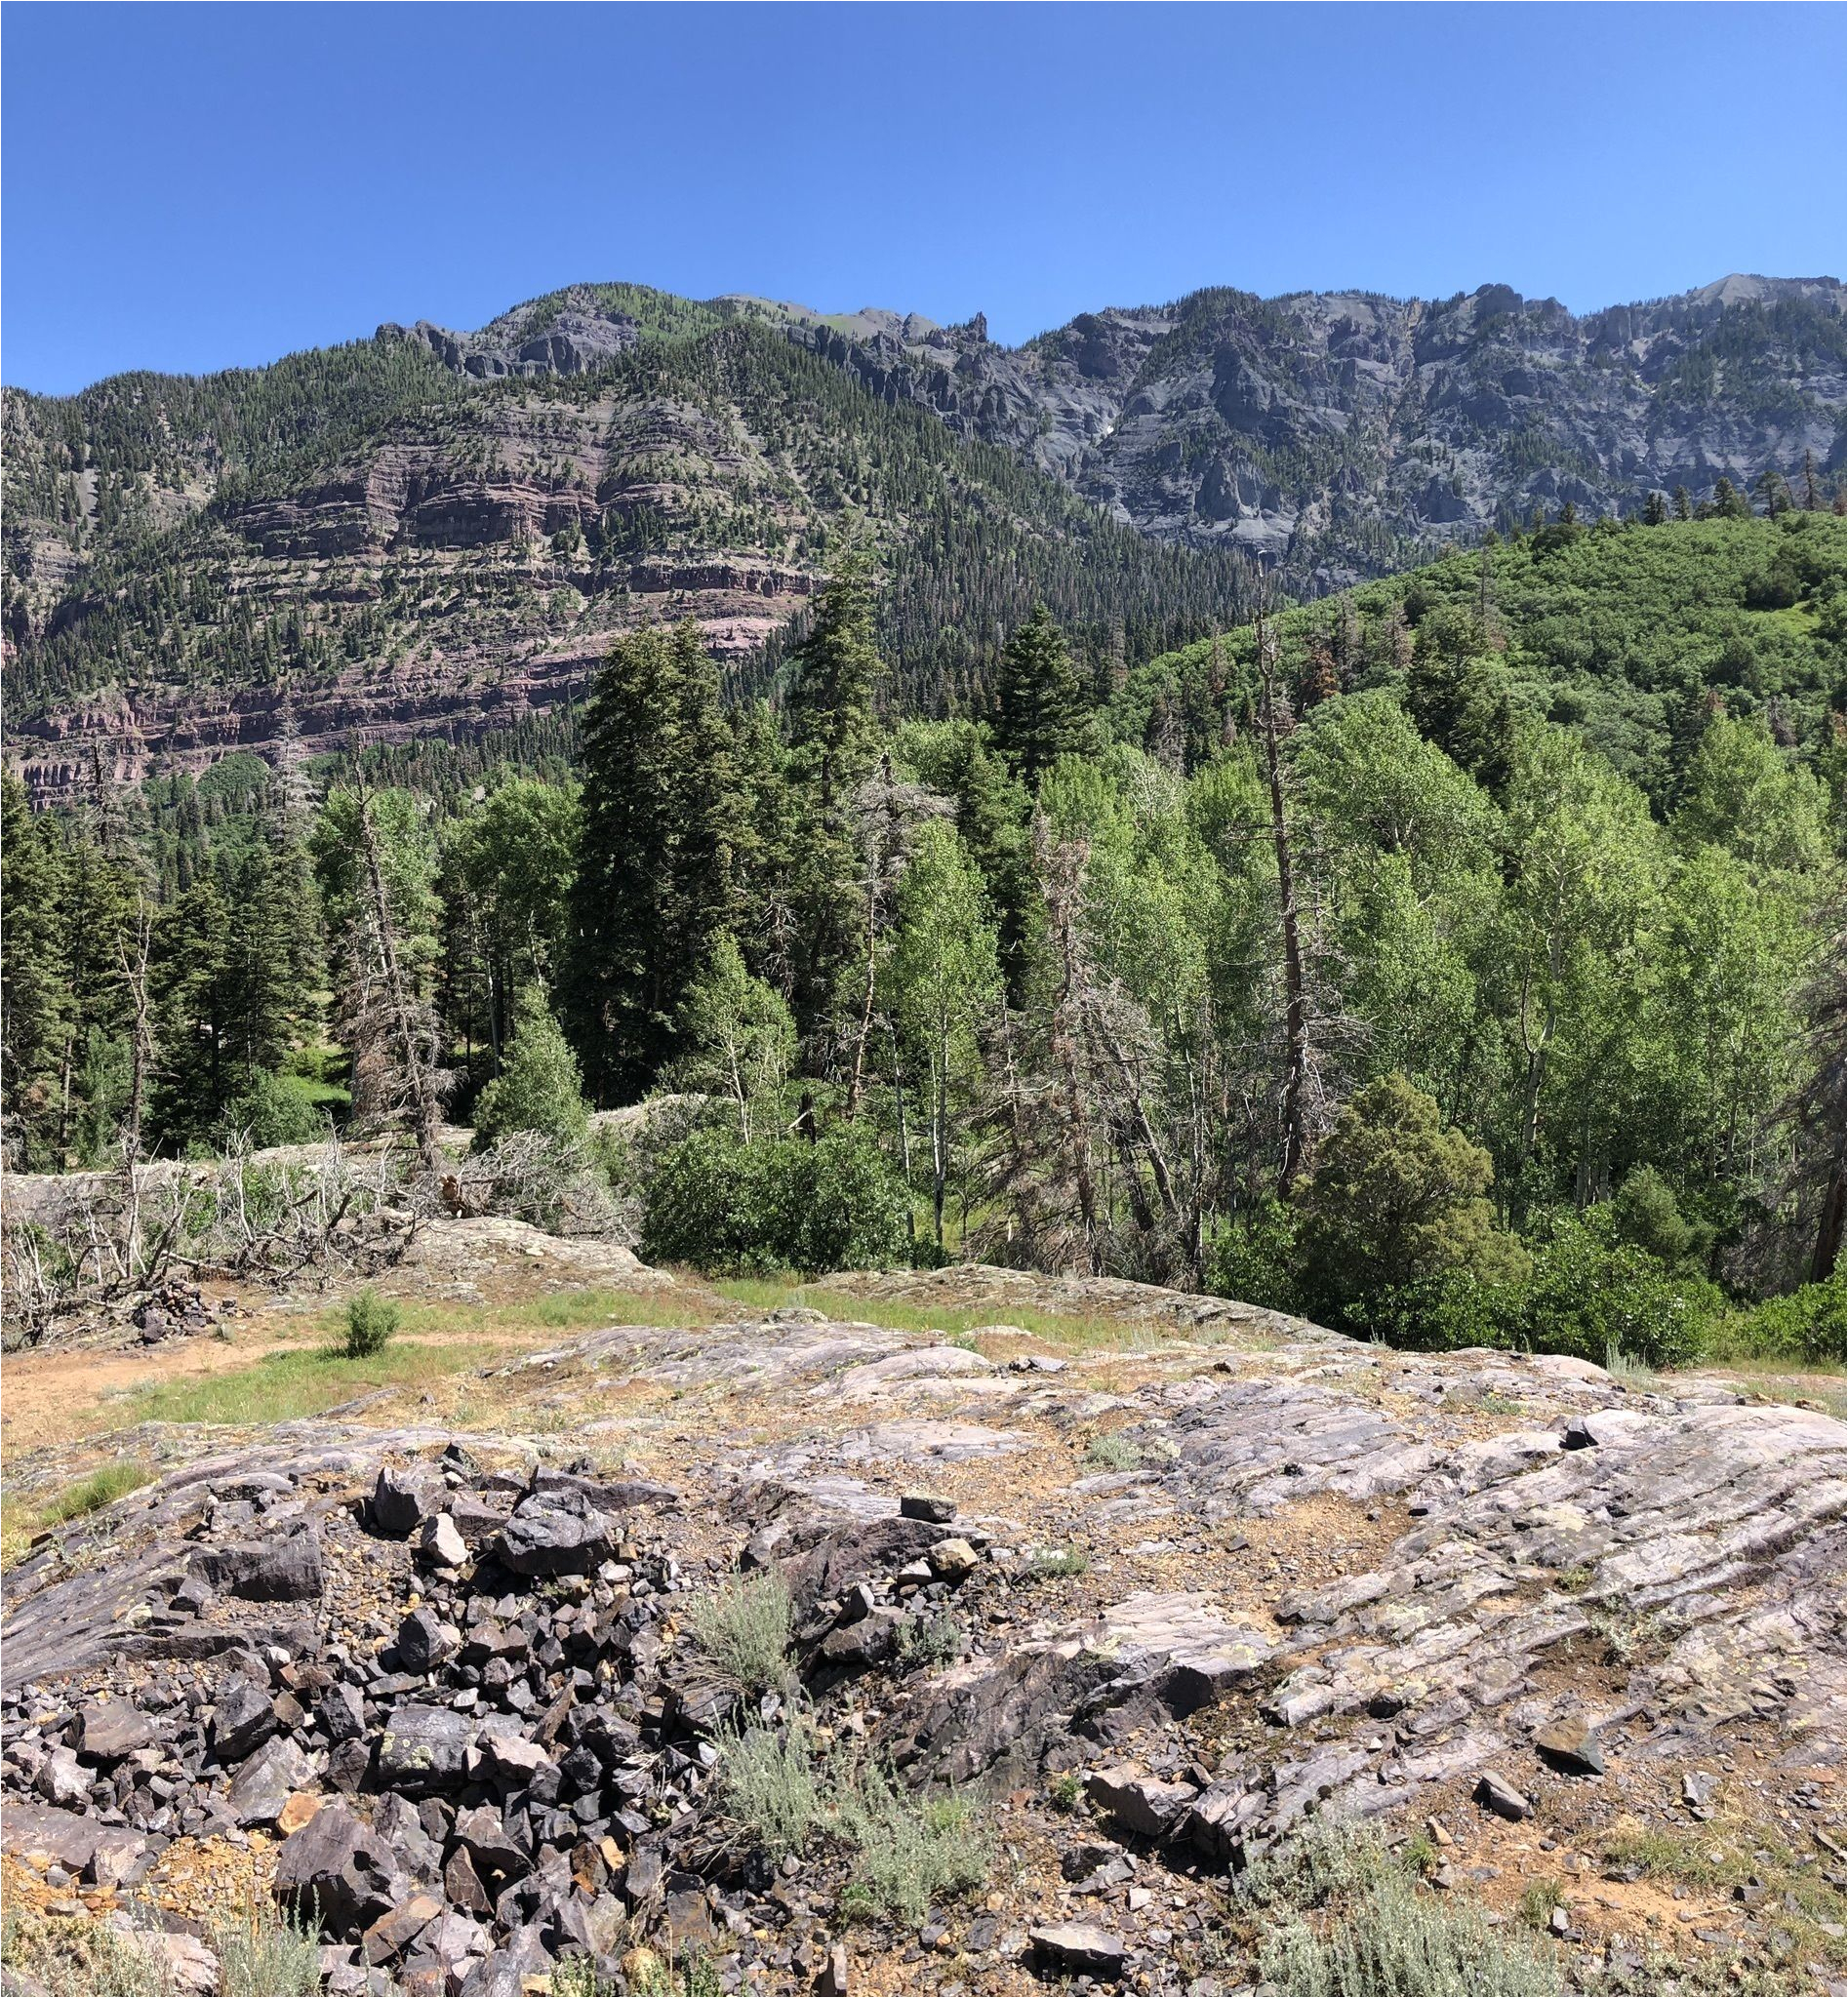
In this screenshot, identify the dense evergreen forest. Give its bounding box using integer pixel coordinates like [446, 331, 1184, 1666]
[4, 504, 1841, 1370]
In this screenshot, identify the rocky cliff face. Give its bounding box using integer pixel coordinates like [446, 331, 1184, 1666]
[779, 273, 1846, 581]
[3, 273, 1840, 797]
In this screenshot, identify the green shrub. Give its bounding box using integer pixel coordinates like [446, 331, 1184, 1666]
[1205, 1196, 1304, 1314]
[642, 1124, 909, 1277]
[1606, 1166, 1709, 1274]
[1373, 1212, 1721, 1371]
[1703, 1261, 1844, 1367]
[1519, 1212, 1718, 1370]
[215, 1070, 328, 1149]
[1360, 1268, 1525, 1351]
[344, 1287, 400, 1358]
[688, 1572, 795, 1696]
[1295, 1074, 1530, 1328]
[472, 985, 590, 1151]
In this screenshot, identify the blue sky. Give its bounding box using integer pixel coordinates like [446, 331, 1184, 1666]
[3, 2, 1842, 395]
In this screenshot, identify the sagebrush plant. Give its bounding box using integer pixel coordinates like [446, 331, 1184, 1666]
[688, 1572, 795, 1696]
[210, 1895, 321, 1997]
[343, 1286, 400, 1357]
[0, 1911, 174, 1998]
[714, 1722, 823, 1858]
[1083, 1430, 1145, 1471]
[0, 1891, 320, 1998]
[1239, 1819, 1562, 1998]
[830, 1762, 990, 1926]
[898, 1612, 962, 1672]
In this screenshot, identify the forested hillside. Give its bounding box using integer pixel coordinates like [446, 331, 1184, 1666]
[4, 272, 1841, 798]
[6, 506, 1841, 1369]
[2, 307, 1253, 796]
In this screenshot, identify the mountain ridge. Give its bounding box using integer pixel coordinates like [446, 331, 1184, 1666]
[3, 269, 1841, 798]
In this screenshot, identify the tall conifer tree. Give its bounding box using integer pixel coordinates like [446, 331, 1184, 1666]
[567, 621, 736, 1102]
[992, 603, 1089, 788]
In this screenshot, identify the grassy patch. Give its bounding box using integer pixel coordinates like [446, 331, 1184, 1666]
[1600, 1811, 1845, 1978]
[706, 1725, 989, 1928]
[687, 1572, 795, 1696]
[116, 1339, 502, 1428]
[39, 1459, 154, 1526]
[2, 1460, 155, 1568]
[1697, 1355, 1846, 1421]
[300, 1285, 721, 1344]
[1518, 1877, 1565, 1929]
[1603, 1343, 1662, 1392]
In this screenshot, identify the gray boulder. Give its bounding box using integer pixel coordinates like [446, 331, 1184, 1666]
[371, 1464, 443, 1538]
[212, 1679, 278, 1762]
[187, 1526, 323, 1602]
[274, 1801, 402, 1938]
[377, 1703, 472, 1794]
[227, 1736, 316, 1826]
[495, 1491, 616, 1578]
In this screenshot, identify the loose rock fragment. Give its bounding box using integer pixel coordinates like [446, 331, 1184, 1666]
[1030, 1922, 1129, 1978]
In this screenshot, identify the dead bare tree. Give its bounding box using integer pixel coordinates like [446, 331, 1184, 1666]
[1258, 612, 1314, 1193]
[842, 754, 949, 1118]
[0, 1137, 427, 1346]
[338, 783, 447, 1177]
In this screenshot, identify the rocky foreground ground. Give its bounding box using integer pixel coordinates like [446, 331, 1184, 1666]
[1, 1242, 1843, 1996]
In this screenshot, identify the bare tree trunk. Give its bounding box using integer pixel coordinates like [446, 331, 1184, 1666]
[890, 1022, 914, 1252]
[1040, 826, 1102, 1272]
[846, 873, 881, 1119]
[116, 903, 154, 1168]
[1259, 616, 1310, 1194]
[932, 1039, 949, 1251]
[116, 903, 156, 1274]
[357, 789, 443, 1178]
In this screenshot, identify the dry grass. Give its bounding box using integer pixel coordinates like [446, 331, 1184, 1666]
[709, 1277, 1170, 1352]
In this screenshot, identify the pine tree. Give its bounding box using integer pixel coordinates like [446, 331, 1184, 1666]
[0, 776, 71, 1166]
[784, 558, 883, 819]
[150, 879, 236, 1146]
[783, 565, 887, 1044]
[567, 621, 737, 1102]
[992, 603, 1089, 788]
[1754, 468, 1795, 518]
[1642, 490, 1667, 526]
